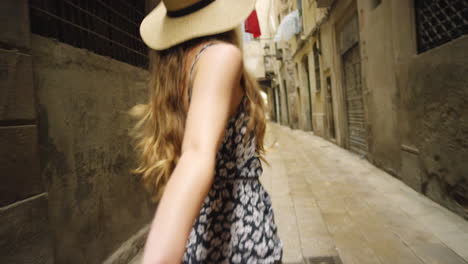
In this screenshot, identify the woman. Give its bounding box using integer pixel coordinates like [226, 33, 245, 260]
[130, 0, 283, 263]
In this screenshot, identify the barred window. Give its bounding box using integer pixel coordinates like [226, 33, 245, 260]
[30, 0, 148, 68]
[415, 0, 468, 53]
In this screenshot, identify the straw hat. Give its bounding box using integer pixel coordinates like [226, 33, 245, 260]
[140, 0, 256, 50]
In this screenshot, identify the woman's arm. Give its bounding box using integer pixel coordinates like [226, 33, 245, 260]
[141, 43, 243, 264]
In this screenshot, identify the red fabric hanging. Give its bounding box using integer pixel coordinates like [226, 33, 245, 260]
[244, 10, 262, 38]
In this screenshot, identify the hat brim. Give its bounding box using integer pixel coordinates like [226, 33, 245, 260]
[140, 0, 256, 50]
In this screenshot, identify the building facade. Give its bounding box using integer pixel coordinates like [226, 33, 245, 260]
[259, 0, 468, 219]
[1, 1, 159, 263]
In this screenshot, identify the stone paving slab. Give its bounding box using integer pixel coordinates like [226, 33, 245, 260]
[260, 122, 468, 264]
[130, 122, 468, 264]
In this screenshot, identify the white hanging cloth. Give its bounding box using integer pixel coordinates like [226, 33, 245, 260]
[274, 10, 300, 42]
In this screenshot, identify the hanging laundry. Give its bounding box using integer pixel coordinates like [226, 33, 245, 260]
[274, 9, 300, 42]
[245, 10, 262, 38]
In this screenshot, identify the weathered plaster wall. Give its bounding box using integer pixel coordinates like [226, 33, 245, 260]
[290, 39, 313, 132]
[276, 65, 290, 126]
[244, 41, 266, 79]
[0, 1, 54, 263]
[31, 35, 155, 264]
[298, 53, 314, 131]
[399, 36, 468, 218]
[270, 0, 467, 219]
[359, 0, 468, 218]
[319, 22, 341, 141]
[256, 0, 274, 37]
[281, 53, 300, 128]
[297, 0, 330, 142]
[357, 0, 400, 175]
[319, 0, 357, 148]
[356, 0, 468, 218]
[305, 46, 327, 136]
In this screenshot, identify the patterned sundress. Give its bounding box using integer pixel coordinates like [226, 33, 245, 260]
[182, 42, 283, 264]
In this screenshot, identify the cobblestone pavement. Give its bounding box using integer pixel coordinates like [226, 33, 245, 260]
[261, 122, 468, 264]
[130, 122, 468, 264]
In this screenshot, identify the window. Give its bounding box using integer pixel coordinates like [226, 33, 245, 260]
[29, 0, 148, 68]
[313, 42, 321, 92]
[415, 0, 468, 53]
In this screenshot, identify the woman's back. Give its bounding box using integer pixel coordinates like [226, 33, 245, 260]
[182, 42, 283, 263]
[137, 1, 283, 263]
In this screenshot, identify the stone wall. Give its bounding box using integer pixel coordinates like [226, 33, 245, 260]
[398, 36, 468, 218]
[357, 0, 468, 218]
[357, 0, 400, 175]
[0, 1, 54, 263]
[289, 0, 468, 219]
[1, 1, 159, 263]
[31, 35, 155, 264]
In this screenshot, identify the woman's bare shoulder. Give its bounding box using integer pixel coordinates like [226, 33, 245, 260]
[199, 41, 242, 67]
[191, 41, 243, 88]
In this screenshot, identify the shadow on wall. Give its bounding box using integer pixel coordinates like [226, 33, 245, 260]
[32, 35, 155, 264]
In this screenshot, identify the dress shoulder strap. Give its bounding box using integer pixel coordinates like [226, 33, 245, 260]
[187, 42, 217, 102]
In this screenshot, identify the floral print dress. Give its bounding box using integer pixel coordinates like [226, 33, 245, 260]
[182, 43, 283, 264]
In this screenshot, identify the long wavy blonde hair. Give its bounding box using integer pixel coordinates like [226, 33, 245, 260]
[129, 29, 268, 203]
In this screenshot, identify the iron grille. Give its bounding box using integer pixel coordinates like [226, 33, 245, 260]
[29, 0, 148, 68]
[415, 0, 468, 53]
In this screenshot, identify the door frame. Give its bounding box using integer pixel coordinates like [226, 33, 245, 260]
[332, 1, 361, 149]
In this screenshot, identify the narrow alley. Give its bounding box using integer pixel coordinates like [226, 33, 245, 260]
[2, 0, 467, 263]
[261, 123, 468, 264]
[129, 122, 468, 264]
